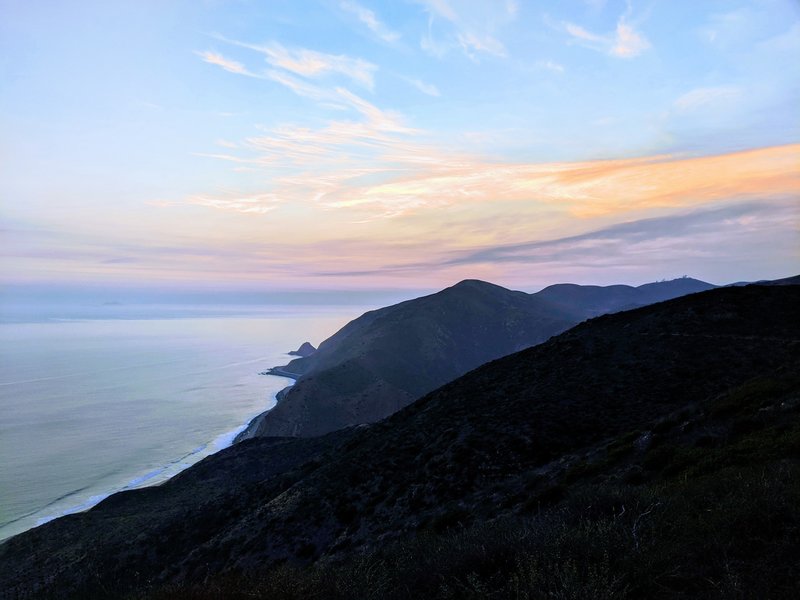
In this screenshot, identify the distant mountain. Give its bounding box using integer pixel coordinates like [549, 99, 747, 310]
[728, 273, 799, 287]
[244, 279, 577, 438]
[3, 284, 797, 598]
[534, 276, 714, 318]
[245, 277, 714, 438]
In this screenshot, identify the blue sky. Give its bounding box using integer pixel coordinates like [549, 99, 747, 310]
[1, 0, 798, 294]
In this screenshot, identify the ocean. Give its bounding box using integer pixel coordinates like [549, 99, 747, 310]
[0, 304, 357, 542]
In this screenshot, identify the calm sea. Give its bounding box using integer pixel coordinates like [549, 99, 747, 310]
[0, 304, 356, 541]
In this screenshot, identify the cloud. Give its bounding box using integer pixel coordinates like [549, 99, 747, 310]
[185, 191, 283, 214]
[610, 20, 650, 57]
[535, 59, 565, 73]
[209, 35, 378, 90]
[311, 200, 798, 279]
[404, 77, 441, 96]
[561, 10, 650, 58]
[758, 21, 800, 53]
[196, 97, 800, 224]
[260, 42, 377, 90]
[312, 144, 800, 220]
[340, 1, 401, 43]
[265, 68, 334, 101]
[195, 50, 259, 77]
[564, 22, 605, 44]
[673, 86, 742, 112]
[417, 0, 516, 60]
[442, 203, 782, 266]
[456, 31, 506, 58]
[699, 7, 762, 47]
[262, 69, 405, 126]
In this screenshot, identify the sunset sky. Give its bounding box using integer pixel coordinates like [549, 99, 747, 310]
[2, 0, 798, 296]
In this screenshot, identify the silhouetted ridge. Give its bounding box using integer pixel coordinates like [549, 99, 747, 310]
[244, 279, 576, 438]
[535, 276, 715, 318]
[243, 276, 715, 438]
[2, 284, 797, 599]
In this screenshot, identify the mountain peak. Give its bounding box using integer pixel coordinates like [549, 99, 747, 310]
[448, 279, 509, 293]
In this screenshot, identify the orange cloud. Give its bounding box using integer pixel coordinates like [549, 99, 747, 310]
[139, 143, 798, 288]
[334, 143, 800, 219]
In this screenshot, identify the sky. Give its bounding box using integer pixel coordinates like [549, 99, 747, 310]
[1, 0, 799, 298]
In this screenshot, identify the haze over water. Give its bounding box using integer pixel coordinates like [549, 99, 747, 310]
[0, 304, 359, 541]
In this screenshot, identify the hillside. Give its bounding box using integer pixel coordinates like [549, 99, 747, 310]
[245, 279, 577, 437]
[246, 277, 713, 438]
[2, 283, 797, 599]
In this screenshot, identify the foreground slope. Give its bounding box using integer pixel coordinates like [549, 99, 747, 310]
[248, 277, 713, 438]
[1, 284, 797, 599]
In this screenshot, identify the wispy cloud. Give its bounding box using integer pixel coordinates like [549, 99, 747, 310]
[417, 0, 517, 60]
[534, 59, 565, 73]
[265, 68, 335, 102]
[260, 42, 377, 90]
[194, 116, 800, 227]
[311, 200, 798, 279]
[699, 7, 760, 47]
[308, 144, 800, 221]
[195, 50, 260, 77]
[609, 19, 650, 57]
[185, 191, 283, 214]
[560, 4, 650, 59]
[441, 203, 784, 266]
[207, 35, 378, 90]
[456, 31, 506, 58]
[340, 1, 401, 43]
[404, 77, 441, 97]
[673, 86, 742, 112]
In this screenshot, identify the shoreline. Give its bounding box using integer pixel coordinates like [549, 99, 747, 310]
[258, 367, 301, 380]
[0, 374, 295, 543]
[234, 372, 296, 443]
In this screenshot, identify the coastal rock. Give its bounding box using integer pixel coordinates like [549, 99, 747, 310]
[288, 342, 317, 357]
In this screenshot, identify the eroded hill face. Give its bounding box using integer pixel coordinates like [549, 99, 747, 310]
[250, 277, 715, 438]
[2, 284, 797, 599]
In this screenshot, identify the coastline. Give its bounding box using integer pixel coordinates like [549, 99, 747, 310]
[258, 367, 301, 380]
[0, 374, 295, 543]
[234, 376, 296, 443]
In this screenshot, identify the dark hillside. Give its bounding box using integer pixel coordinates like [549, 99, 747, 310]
[249, 279, 576, 437]
[147, 364, 800, 599]
[248, 277, 714, 438]
[2, 284, 797, 599]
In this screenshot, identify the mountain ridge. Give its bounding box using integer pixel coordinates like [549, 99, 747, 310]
[3, 283, 797, 598]
[244, 276, 715, 439]
[243, 277, 579, 438]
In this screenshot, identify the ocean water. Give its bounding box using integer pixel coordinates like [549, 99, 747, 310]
[0, 305, 356, 542]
